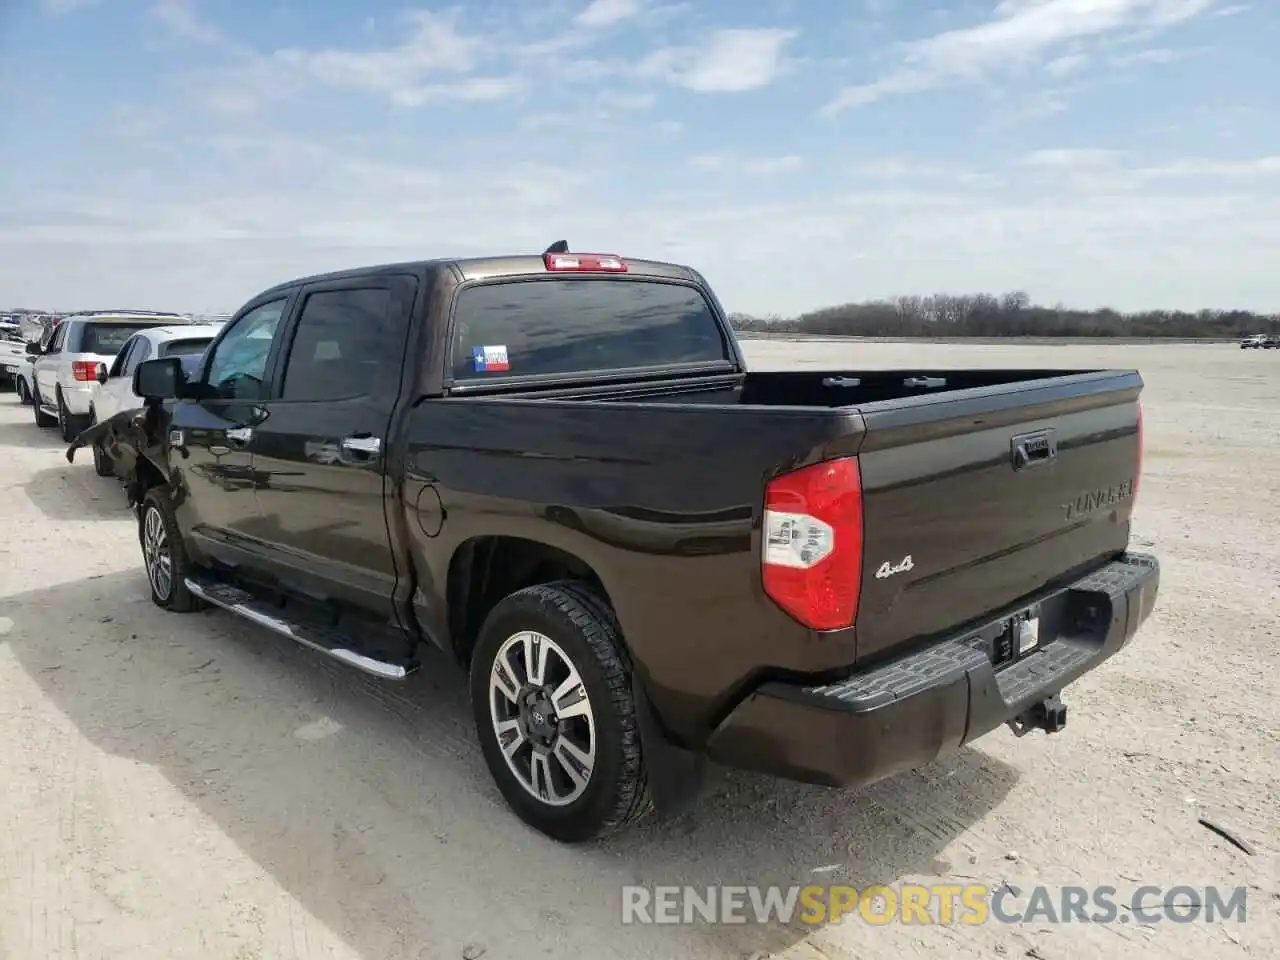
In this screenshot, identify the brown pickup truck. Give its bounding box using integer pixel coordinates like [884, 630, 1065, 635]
[72, 244, 1159, 843]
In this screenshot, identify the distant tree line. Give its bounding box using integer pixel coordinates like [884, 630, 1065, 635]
[728, 292, 1279, 338]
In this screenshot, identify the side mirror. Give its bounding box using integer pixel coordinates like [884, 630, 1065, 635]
[133, 356, 186, 401]
[95, 363, 109, 385]
[25, 341, 41, 356]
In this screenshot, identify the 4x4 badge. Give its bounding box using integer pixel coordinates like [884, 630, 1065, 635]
[875, 555, 914, 579]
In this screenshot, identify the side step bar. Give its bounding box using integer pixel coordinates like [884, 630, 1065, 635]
[184, 577, 417, 681]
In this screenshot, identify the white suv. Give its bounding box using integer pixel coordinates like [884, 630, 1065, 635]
[30, 311, 186, 440]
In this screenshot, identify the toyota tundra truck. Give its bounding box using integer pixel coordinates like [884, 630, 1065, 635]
[70, 244, 1160, 843]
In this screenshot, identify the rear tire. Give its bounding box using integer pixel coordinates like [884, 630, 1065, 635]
[139, 488, 204, 613]
[469, 581, 652, 843]
[56, 390, 88, 443]
[31, 385, 56, 427]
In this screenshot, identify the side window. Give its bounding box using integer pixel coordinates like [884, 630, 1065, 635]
[204, 300, 288, 401]
[279, 288, 392, 402]
[109, 336, 138, 377]
[47, 323, 68, 353]
[122, 338, 152, 375]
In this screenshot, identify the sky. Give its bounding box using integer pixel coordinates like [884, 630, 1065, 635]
[1, 0, 1277, 316]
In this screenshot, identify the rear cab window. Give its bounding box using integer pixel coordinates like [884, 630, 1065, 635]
[160, 338, 214, 358]
[448, 278, 730, 384]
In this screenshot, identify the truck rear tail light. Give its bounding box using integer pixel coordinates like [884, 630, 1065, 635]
[762, 456, 864, 631]
[543, 252, 628, 272]
[72, 360, 98, 382]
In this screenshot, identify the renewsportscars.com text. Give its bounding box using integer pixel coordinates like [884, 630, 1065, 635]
[620, 884, 1249, 926]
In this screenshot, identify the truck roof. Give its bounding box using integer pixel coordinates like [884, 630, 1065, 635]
[255, 252, 702, 299]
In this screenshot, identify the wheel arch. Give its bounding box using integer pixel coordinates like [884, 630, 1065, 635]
[446, 534, 615, 669]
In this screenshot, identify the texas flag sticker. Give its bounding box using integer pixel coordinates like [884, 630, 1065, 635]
[472, 344, 511, 373]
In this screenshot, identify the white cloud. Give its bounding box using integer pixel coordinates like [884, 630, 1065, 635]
[9, 3, 1280, 318]
[1022, 148, 1125, 168]
[157, 6, 524, 113]
[640, 28, 797, 92]
[390, 76, 522, 107]
[691, 153, 804, 175]
[19, 112, 1280, 311]
[273, 10, 480, 96]
[822, 0, 1222, 115]
[1045, 51, 1090, 75]
[574, 0, 643, 28]
[150, 0, 224, 47]
[1137, 156, 1280, 179]
[1113, 45, 1202, 64]
[1019, 148, 1280, 182]
[7, 145, 1280, 315]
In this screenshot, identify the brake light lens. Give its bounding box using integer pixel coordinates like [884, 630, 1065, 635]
[72, 360, 99, 382]
[543, 252, 627, 272]
[762, 456, 864, 631]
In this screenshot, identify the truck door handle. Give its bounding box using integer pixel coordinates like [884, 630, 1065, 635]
[341, 435, 381, 456]
[226, 426, 253, 445]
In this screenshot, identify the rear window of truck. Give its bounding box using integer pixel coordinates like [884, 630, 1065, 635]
[449, 278, 729, 381]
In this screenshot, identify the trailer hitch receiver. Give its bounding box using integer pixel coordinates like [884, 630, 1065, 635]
[1007, 694, 1068, 738]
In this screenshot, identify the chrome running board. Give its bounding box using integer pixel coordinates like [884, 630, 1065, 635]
[184, 576, 416, 680]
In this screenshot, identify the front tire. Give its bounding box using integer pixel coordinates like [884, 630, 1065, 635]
[469, 581, 652, 843]
[139, 489, 204, 612]
[16, 377, 31, 405]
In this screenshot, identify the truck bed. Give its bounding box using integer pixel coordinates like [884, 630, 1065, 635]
[407, 366, 1143, 742]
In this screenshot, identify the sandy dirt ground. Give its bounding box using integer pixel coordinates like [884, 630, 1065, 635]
[0, 341, 1276, 960]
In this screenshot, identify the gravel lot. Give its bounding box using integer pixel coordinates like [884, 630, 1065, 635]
[0, 341, 1275, 960]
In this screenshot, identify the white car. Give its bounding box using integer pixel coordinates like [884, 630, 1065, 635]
[1, 321, 26, 394]
[30, 311, 187, 440]
[85, 323, 225, 469]
[11, 354, 35, 405]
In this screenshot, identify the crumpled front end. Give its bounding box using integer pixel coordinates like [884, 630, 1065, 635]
[65, 405, 171, 508]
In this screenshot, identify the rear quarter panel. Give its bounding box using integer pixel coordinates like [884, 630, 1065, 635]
[401, 397, 866, 743]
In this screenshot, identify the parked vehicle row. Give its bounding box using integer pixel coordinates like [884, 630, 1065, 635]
[60, 243, 1160, 844]
[22, 312, 220, 441]
[1239, 333, 1278, 348]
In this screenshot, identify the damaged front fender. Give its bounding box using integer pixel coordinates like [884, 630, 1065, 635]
[65, 403, 174, 507]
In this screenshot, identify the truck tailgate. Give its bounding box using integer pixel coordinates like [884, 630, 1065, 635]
[852, 370, 1143, 662]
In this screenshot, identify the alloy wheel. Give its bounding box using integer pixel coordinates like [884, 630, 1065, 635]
[488, 630, 597, 806]
[142, 506, 173, 601]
